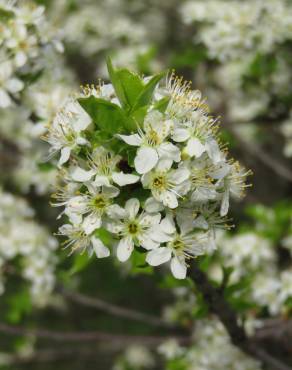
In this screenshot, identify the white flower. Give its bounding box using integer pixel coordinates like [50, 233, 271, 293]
[58, 224, 109, 258]
[0, 60, 24, 108]
[146, 215, 207, 279]
[117, 110, 180, 174]
[172, 110, 219, 160]
[141, 160, 190, 209]
[106, 198, 161, 262]
[71, 147, 139, 186]
[45, 99, 91, 166]
[64, 183, 122, 235]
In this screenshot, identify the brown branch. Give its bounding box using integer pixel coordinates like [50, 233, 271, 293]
[0, 322, 190, 347]
[187, 263, 292, 370]
[58, 285, 176, 330]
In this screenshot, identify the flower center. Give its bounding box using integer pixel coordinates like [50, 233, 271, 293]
[171, 237, 185, 251]
[92, 195, 107, 210]
[152, 175, 167, 190]
[147, 129, 160, 146]
[127, 221, 139, 235]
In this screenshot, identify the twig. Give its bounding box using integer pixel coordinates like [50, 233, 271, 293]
[0, 322, 190, 347]
[187, 263, 292, 370]
[58, 285, 176, 330]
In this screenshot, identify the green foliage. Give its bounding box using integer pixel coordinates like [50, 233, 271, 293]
[246, 202, 292, 243]
[0, 7, 14, 21]
[78, 96, 134, 133]
[5, 289, 32, 324]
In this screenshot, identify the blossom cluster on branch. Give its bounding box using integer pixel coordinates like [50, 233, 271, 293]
[46, 61, 249, 279]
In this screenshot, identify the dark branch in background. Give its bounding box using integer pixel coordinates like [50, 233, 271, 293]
[0, 322, 190, 347]
[58, 285, 178, 330]
[188, 263, 292, 370]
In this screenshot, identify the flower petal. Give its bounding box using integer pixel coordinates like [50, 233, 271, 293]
[162, 191, 178, 209]
[107, 204, 127, 219]
[171, 257, 187, 279]
[94, 175, 111, 186]
[185, 137, 206, 158]
[117, 237, 134, 262]
[206, 139, 222, 164]
[135, 147, 158, 174]
[71, 167, 94, 182]
[83, 213, 102, 235]
[117, 134, 142, 146]
[112, 172, 139, 186]
[125, 198, 140, 218]
[144, 197, 164, 213]
[172, 128, 190, 142]
[146, 247, 172, 266]
[59, 146, 71, 166]
[91, 237, 110, 258]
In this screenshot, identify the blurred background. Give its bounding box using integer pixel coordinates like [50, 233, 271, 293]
[0, 0, 292, 369]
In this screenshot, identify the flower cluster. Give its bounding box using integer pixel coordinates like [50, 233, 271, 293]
[0, 188, 57, 305]
[181, 0, 292, 62]
[47, 63, 249, 279]
[158, 319, 262, 370]
[0, 0, 62, 108]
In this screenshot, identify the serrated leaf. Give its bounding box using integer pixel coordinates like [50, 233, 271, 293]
[115, 69, 144, 109]
[130, 71, 166, 113]
[78, 96, 135, 133]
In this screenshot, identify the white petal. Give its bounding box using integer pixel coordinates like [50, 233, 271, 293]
[160, 216, 176, 234]
[146, 247, 172, 266]
[185, 137, 206, 158]
[169, 168, 190, 184]
[139, 213, 161, 227]
[94, 175, 111, 186]
[112, 172, 139, 186]
[117, 237, 134, 262]
[71, 167, 94, 182]
[139, 234, 160, 250]
[59, 147, 71, 166]
[144, 197, 164, 213]
[206, 139, 222, 164]
[117, 134, 142, 146]
[158, 142, 181, 162]
[220, 190, 230, 216]
[125, 198, 140, 218]
[162, 191, 178, 209]
[107, 204, 127, 219]
[6, 78, 24, 93]
[0, 89, 11, 108]
[191, 187, 217, 202]
[172, 128, 190, 142]
[91, 237, 110, 258]
[83, 214, 102, 235]
[135, 147, 158, 174]
[171, 257, 187, 279]
[103, 185, 120, 198]
[193, 215, 209, 230]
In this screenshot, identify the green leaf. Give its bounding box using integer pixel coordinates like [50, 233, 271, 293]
[78, 96, 135, 133]
[107, 58, 144, 110]
[154, 96, 170, 113]
[130, 71, 166, 113]
[69, 252, 91, 275]
[115, 69, 144, 109]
